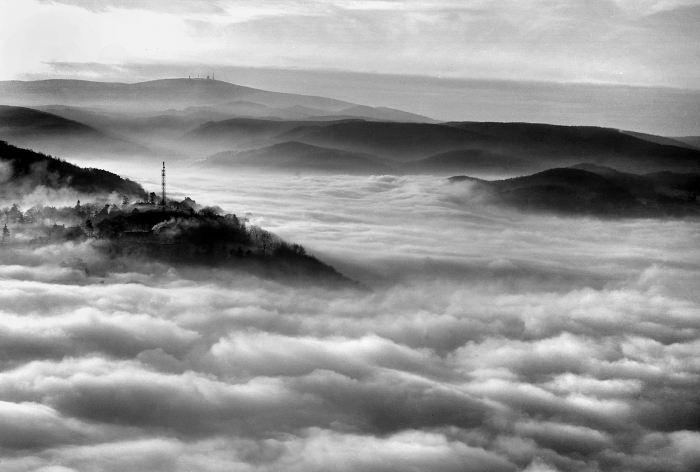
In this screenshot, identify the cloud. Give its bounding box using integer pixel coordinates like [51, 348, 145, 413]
[0, 172, 699, 470]
[3, 0, 700, 89]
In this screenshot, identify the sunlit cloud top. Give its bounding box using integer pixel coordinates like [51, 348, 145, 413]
[1, 0, 699, 88]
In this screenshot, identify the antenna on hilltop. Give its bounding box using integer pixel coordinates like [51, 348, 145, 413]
[161, 162, 166, 211]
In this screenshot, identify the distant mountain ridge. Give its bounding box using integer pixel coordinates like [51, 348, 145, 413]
[2, 78, 699, 175]
[674, 136, 700, 150]
[0, 78, 352, 112]
[200, 141, 391, 174]
[0, 78, 437, 123]
[185, 118, 700, 173]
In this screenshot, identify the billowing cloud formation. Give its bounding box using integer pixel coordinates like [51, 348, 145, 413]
[2, 0, 700, 90]
[1, 172, 700, 471]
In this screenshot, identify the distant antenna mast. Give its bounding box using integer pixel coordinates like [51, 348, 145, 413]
[161, 162, 166, 211]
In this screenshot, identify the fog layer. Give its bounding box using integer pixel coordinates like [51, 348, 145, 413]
[1, 170, 699, 472]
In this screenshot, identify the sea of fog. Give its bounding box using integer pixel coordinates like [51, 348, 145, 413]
[2, 164, 700, 471]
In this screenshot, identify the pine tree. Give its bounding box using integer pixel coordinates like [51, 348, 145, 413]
[1, 224, 9, 246]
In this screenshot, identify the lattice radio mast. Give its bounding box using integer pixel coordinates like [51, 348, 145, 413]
[161, 162, 166, 211]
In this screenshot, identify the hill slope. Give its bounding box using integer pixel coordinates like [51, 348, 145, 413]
[0, 140, 146, 199]
[200, 141, 391, 173]
[674, 136, 700, 150]
[402, 149, 532, 174]
[0, 105, 151, 157]
[449, 165, 700, 217]
[185, 118, 700, 172]
[443, 122, 700, 173]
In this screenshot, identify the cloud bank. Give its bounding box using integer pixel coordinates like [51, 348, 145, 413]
[2, 0, 700, 90]
[1, 172, 699, 471]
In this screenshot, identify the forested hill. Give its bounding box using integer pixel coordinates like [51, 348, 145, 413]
[449, 165, 700, 218]
[0, 141, 146, 198]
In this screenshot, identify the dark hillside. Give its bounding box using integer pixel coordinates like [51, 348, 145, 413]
[0, 141, 146, 198]
[186, 118, 700, 172]
[449, 165, 700, 217]
[444, 122, 700, 173]
[94, 209, 351, 286]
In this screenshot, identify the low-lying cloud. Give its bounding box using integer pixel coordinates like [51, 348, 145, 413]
[1, 171, 699, 471]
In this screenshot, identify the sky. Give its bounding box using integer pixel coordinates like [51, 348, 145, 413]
[1, 0, 700, 133]
[1, 0, 699, 88]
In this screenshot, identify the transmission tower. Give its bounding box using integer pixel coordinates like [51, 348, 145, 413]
[161, 162, 166, 211]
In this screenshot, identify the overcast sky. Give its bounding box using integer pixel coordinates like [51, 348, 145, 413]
[2, 0, 699, 88]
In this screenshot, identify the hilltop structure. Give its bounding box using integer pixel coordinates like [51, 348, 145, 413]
[161, 161, 166, 211]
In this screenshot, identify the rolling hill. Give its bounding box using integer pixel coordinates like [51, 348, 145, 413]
[270, 121, 494, 161]
[0, 105, 152, 157]
[674, 136, 700, 150]
[3, 78, 699, 175]
[186, 118, 700, 173]
[0, 140, 146, 198]
[443, 122, 700, 173]
[0, 78, 439, 123]
[449, 165, 700, 217]
[402, 149, 533, 175]
[200, 141, 392, 174]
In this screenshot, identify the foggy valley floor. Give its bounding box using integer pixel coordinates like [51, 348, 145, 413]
[2, 169, 700, 471]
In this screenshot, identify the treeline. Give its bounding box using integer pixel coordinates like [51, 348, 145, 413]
[2, 199, 309, 259]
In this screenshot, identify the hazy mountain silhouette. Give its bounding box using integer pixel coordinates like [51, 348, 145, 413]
[620, 130, 698, 150]
[200, 141, 392, 173]
[674, 136, 700, 150]
[316, 105, 438, 123]
[276, 121, 492, 161]
[443, 122, 700, 173]
[3, 78, 699, 174]
[38, 104, 237, 156]
[449, 165, 700, 217]
[184, 118, 700, 173]
[402, 149, 533, 174]
[0, 105, 152, 157]
[182, 118, 361, 155]
[0, 140, 145, 198]
[0, 78, 354, 113]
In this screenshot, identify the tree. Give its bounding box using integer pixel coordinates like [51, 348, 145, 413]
[24, 205, 43, 225]
[9, 204, 22, 223]
[74, 200, 86, 218]
[85, 219, 94, 238]
[224, 214, 240, 227]
[1, 224, 9, 245]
